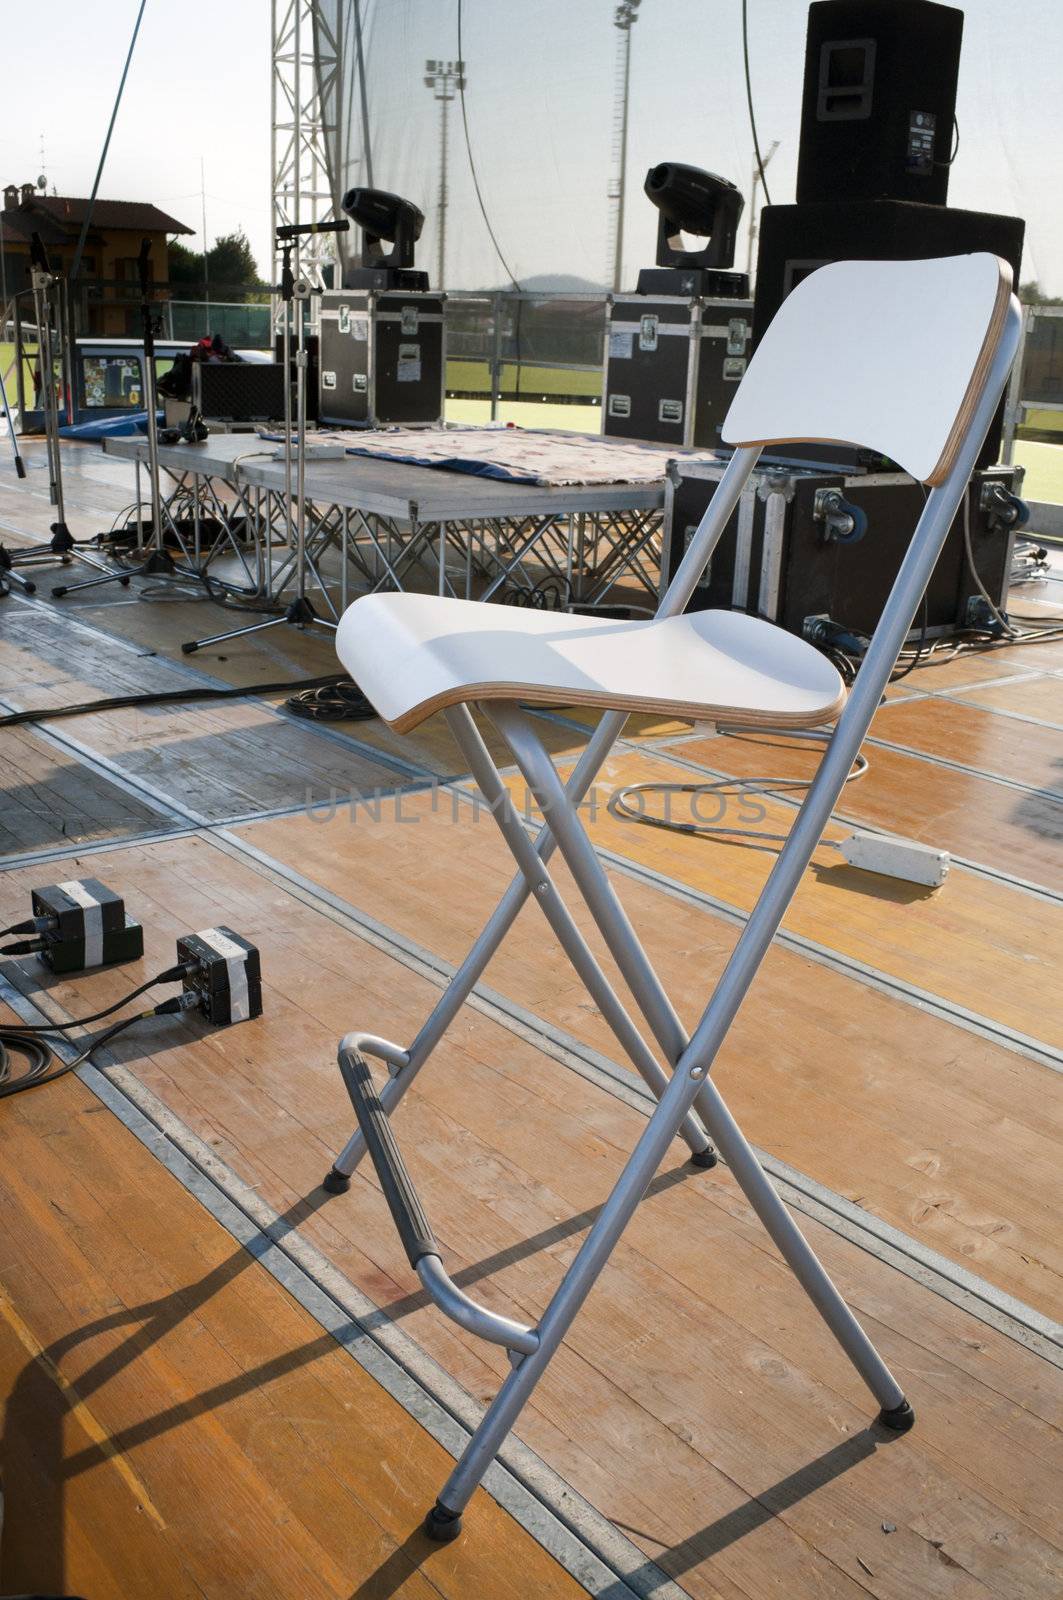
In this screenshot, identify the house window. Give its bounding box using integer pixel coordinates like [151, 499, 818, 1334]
[115, 256, 152, 285]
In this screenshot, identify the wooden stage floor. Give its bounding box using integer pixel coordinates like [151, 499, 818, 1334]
[1, 440, 1062, 1598]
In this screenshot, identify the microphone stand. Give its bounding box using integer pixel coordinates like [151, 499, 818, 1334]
[0, 357, 33, 596]
[181, 220, 349, 655]
[53, 238, 204, 599]
[0, 238, 96, 594]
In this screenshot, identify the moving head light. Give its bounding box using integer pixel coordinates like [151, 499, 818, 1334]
[644, 163, 744, 271]
[341, 187, 424, 271]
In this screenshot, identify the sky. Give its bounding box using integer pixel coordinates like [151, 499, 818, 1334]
[4, 0, 1061, 296]
[5, 0, 272, 275]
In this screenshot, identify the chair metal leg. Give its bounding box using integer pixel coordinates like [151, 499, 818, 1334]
[429, 1055, 910, 1535]
[326, 706, 631, 1183]
[326, 449, 765, 1187]
[443, 705, 714, 1161]
[327, 705, 714, 1186]
[490, 700, 695, 1068]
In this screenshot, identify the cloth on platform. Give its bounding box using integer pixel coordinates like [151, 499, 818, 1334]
[312, 425, 720, 487]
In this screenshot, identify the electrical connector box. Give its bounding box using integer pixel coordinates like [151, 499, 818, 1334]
[176, 926, 262, 1026]
[30, 879, 145, 972]
[840, 831, 950, 888]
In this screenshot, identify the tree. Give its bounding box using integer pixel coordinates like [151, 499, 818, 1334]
[167, 229, 267, 302]
[1019, 280, 1063, 307]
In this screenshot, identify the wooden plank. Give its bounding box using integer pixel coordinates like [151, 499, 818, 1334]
[866, 694, 1063, 792]
[876, 653, 1037, 693]
[2, 836, 1059, 1598]
[493, 746, 1063, 1051]
[0, 604, 419, 820]
[0, 1061, 586, 1600]
[656, 723, 1063, 894]
[234, 804, 1063, 1321]
[0, 723, 173, 856]
[948, 673, 1063, 724]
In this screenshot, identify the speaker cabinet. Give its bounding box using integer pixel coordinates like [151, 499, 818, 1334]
[796, 0, 964, 206]
[752, 199, 1024, 468]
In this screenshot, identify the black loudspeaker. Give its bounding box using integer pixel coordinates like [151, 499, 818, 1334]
[796, 0, 963, 206]
[752, 200, 1024, 467]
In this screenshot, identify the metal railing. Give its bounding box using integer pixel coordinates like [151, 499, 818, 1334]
[443, 291, 607, 416]
[1001, 302, 1063, 533]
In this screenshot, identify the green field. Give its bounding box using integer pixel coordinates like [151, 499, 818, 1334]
[1014, 440, 1063, 503]
[445, 358, 600, 399]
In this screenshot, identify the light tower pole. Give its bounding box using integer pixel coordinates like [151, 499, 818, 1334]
[746, 138, 780, 282]
[609, 0, 641, 293]
[424, 58, 466, 289]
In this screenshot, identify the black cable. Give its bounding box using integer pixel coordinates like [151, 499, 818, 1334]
[68, 0, 148, 283]
[0, 964, 189, 1033]
[0, 673, 347, 730]
[0, 1010, 144, 1098]
[934, 115, 960, 169]
[456, 0, 521, 290]
[742, 0, 773, 206]
[285, 679, 376, 721]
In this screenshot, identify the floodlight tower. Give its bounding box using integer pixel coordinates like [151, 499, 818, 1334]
[608, 0, 641, 292]
[424, 58, 466, 289]
[745, 137, 780, 280]
[271, 0, 342, 330]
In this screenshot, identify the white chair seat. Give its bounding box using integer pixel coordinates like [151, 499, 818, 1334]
[335, 592, 846, 732]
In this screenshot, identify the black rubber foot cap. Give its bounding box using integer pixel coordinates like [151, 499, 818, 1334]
[24, 580, 37, 594]
[322, 1168, 351, 1194]
[877, 1399, 915, 1433]
[51, 587, 68, 598]
[181, 642, 199, 654]
[423, 1502, 463, 1542]
[689, 1146, 719, 1169]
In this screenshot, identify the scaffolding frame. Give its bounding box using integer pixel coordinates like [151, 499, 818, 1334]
[270, 0, 343, 331]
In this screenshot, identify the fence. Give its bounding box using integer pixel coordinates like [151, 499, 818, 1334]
[1002, 303, 1063, 534]
[163, 299, 272, 349]
[442, 292, 606, 413]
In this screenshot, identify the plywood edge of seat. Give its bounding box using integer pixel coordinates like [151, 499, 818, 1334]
[385, 678, 848, 734]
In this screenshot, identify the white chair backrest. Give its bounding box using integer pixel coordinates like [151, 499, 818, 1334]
[721, 254, 1013, 485]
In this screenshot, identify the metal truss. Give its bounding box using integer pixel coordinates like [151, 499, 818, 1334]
[271, 0, 343, 327]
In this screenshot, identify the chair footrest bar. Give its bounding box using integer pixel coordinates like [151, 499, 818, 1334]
[416, 1255, 540, 1356]
[338, 1042, 437, 1267]
[337, 1041, 540, 1356]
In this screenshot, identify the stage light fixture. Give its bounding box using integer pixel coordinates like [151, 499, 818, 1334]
[643, 162, 744, 271]
[341, 187, 424, 271]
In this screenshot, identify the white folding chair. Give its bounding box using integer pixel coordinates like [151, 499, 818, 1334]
[322, 254, 1020, 1541]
